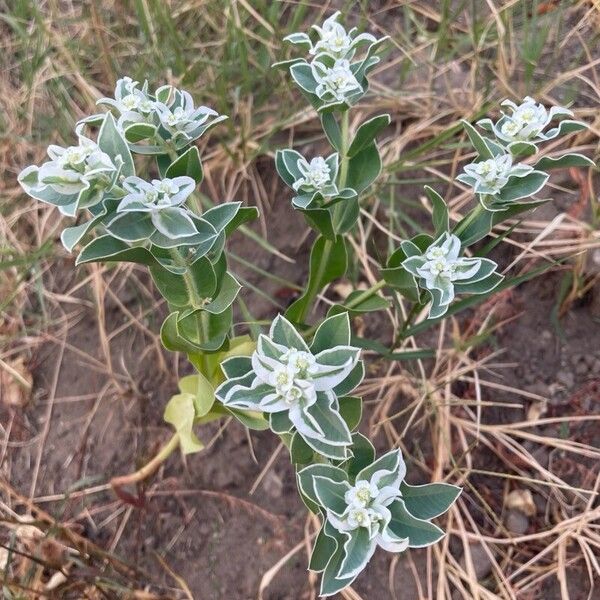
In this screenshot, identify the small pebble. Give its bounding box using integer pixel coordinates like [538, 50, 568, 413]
[505, 509, 529, 535]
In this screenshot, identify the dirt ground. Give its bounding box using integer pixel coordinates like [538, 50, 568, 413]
[3, 182, 599, 599]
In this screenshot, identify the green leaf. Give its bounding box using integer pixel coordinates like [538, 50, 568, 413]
[297, 464, 348, 512]
[309, 524, 337, 572]
[460, 119, 493, 160]
[345, 142, 381, 194]
[150, 265, 190, 307]
[124, 122, 157, 143]
[348, 114, 390, 157]
[166, 146, 203, 184]
[329, 290, 390, 315]
[300, 207, 335, 240]
[321, 113, 342, 151]
[310, 312, 351, 353]
[203, 272, 241, 314]
[333, 362, 364, 396]
[107, 212, 155, 242]
[338, 396, 362, 431]
[495, 170, 548, 204]
[357, 449, 402, 484]
[425, 186, 449, 236]
[270, 411, 294, 434]
[388, 499, 445, 547]
[400, 482, 461, 520]
[286, 235, 348, 323]
[76, 235, 158, 267]
[163, 393, 204, 454]
[152, 207, 198, 238]
[313, 476, 350, 515]
[534, 152, 595, 171]
[319, 523, 357, 596]
[290, 62, 318, 94]
[178, 373, 215, 417]
[97, 112, 135, 177]
[345, 433, 375, 481]
[290, 432, 315, 464]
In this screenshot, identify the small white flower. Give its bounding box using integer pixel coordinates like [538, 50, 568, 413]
[35, 139, 116, 196]
[152, 178, 179, 196]
[477, 96, 576, 145]
[284, 11, 379, 61]
[293, 156, 332, 192]
[117, 176, 195, 213]
[280, 349, 319, 379]
[345, 480, 379, 508]
[155, 89, 219, 138]
[312, 59, 363, 103]
[461, 153, 533, 196]
[311, 12, 354, 58]
[346, 506, 371, 529]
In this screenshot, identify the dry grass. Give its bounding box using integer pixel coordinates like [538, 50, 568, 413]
[1, 0, 599, 598]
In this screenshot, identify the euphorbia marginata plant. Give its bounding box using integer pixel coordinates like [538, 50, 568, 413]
[18, 10, 594, 596]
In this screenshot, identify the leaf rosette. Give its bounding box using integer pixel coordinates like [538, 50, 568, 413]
[392, 232, 502, 319]
[18, 134, 122, 218]
[215, 313, 364, 459]
[476, 96, 588, 155]
[276, 11, 388, 114]
[298, 447, 461, 596]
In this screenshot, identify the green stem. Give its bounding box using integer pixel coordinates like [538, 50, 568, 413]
[332, 111, 350, 230]
[397, 301, 423, 342]
[303, 278, 387, 338]
[453, 203, 486, 238]
[295, 111, 353, 325]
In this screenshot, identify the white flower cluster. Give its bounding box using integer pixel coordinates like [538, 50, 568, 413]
[97, 77, 223, 147]
[401, 232, 499, 318]
[327, 476, 404, 549]
[293, 156, 333, 193]
[98, 77, 156, 130]
[216, 315, 361, 455]
[496, 97, 573, 143]
[412, 234, 481, 295]
[309, 12, 377, 59]
[460, 153, 533, 195]
[244, 337, 357, 440]
[284, 12, 386, 106]
[311, 59, 362, 103]
[117, 176, 195, 212]
[18, 134, 119, 216]
[35, 138, 116, 196]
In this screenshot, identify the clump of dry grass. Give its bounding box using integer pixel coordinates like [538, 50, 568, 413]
[1, 1, 599, 598]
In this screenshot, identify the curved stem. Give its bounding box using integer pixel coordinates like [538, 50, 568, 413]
[110, 432, 180, 492]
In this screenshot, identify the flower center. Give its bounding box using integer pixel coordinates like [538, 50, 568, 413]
[121, 94, 140, 110]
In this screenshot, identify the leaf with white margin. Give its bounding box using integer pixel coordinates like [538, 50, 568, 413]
[311, 346, 360, 391]
[357, 448, 406, 488]
[400, 482, 462, 520]
[297, 463, 348, 509]
[151, 207, 198, 238]
[387, 499, 445, 547]
[269, 314, 311, 351]
[310, 312, 351, 353]
[337, 527, 377, 579]
[309, 523, 337, 572]
[318, 522, 357, 597]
